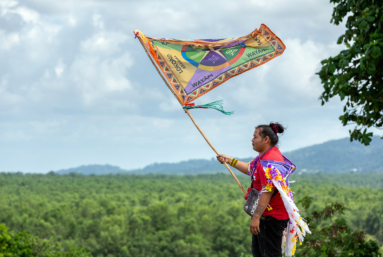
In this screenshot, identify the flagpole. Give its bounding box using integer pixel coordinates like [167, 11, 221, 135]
[136, 35, 246, 195]
[184, 109, 246, 194]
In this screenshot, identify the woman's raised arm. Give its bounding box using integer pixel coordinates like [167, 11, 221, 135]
[216, 154, 249, 175]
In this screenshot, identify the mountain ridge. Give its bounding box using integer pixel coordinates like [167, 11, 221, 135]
[54, 136, 383, 175]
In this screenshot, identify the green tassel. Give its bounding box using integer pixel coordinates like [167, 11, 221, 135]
[183, 100, 234, 115]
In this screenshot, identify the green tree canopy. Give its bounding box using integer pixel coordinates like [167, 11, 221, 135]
[317, 0, 383, 145]
[0, 223, 91, 257]
[295, 197, 382, 257]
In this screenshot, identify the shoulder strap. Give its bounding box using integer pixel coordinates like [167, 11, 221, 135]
[250, 146, 278, 196]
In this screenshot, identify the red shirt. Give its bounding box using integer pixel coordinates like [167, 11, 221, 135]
[250, 147, 289, 220]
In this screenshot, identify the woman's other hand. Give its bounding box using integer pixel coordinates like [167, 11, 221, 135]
[250, 216, 261, 235]
[216, 154, 232, 164]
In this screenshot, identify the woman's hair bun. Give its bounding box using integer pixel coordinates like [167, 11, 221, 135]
[269, 122, 285, 134]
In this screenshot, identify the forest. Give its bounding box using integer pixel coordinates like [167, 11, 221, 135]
[0, 172, 382, 257]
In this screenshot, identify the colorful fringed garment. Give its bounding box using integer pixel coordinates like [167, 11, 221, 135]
[249, 155, 311, 256]
[134, 24, 286, 106]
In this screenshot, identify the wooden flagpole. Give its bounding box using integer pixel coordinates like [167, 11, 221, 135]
[137, 35, 246, 194]
[184, 109, 246, 194]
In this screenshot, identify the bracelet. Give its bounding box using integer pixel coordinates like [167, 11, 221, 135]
[230, 158, 238, 167]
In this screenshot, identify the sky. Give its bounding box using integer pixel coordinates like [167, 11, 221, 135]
[1, 0, 381, 173]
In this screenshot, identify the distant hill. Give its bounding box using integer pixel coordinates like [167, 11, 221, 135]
[55, 136, 383, 175]
[284, 136, 383, 174]
[56, 164, 128, 175]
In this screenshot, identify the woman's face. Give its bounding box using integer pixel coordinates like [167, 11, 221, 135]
[251, 128, 266, 152]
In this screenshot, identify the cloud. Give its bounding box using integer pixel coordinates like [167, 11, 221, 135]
[0, 5, 137, 114]
[54, 59, 65, 78]
[71, 31, 133, 105]
[159, 98, 180, 112]
[1, 0, 39, 24]
[0, 30, 20, 49]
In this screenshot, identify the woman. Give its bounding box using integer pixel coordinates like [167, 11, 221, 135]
[216, 123, 310, 257]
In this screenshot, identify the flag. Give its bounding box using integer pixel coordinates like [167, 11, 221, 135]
[134, 24, 286, 105]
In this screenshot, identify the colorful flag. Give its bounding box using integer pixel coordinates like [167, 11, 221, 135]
[134, 24, 286, 105]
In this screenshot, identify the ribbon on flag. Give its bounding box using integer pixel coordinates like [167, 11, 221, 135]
[183, 100, 234, 115]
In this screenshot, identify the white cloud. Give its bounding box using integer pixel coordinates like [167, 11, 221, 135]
[1, 1, 39, 24]
[0, 31, 20, 49]
[267, 38, 343, 98]
[0, 75, 8, 94]
[92, 13, 104, 30]
[55, 59, 65, 78]
[159, 98, 180, 112]
[12, 6, 39, 23]
[30, 119, 68, 135]
[67, 14, 76, 26]
[0, 0, 18, 10]
[71, 43, 134, 104]
[80, 32, 127, 54]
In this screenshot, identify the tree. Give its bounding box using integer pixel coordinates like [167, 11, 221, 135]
[295, 197, 382, 257]
[317, 0, 383, 145]
[0, 223, 91, 257]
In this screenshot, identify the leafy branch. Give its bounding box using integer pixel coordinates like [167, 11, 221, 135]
[317, 0, 383, 145]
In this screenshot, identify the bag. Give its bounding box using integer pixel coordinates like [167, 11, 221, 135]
[243, 188, 260, 216]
